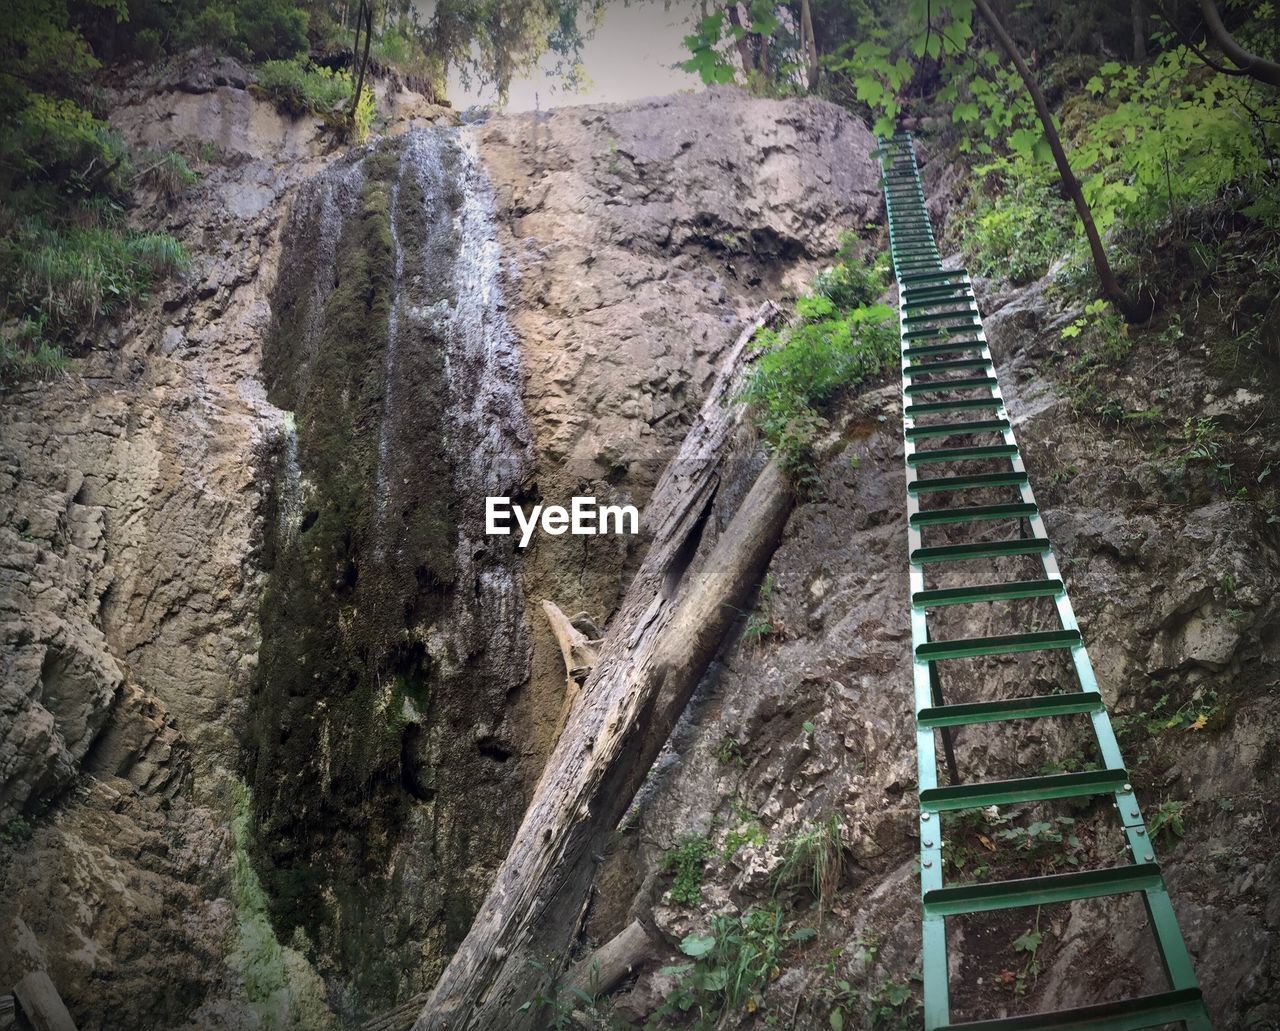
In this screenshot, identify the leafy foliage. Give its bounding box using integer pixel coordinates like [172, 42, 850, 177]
[664, 835, 712, 907]
[953, 155, 1072, 284]
[0, 0, 191, 385]
[1074, 50, 1280, 238]
[681, 12, 737, 85]
[819, 930, 920, 1031]
[648, 908, 816, 1029]
[254, 58, 352, 113]
[740, 245, 895, 489]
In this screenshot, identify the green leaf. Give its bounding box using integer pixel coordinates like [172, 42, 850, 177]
[830, 1009, 844, 1031]
[796, 294, 836, 319]
[1013, 929, 1043, 953]
[1009, 127, 1038, 158]
[855, 76, 885, 106]
[953, 101, 980, 124]
[680, 933, 716, 957]
[1032, 136, 1054, 165]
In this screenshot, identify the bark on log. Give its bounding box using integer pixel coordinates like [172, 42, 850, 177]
[363, 996, 428, 1031]
[12, 972, 76, 1031]
[542, 600, 600, 742]
[414, 302, 788, 1029]
[565, 919, 657, 998]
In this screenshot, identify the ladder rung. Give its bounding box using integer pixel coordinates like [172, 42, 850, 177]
[919, 766, 1126, 815]
[904, 358, 992, 376]
[906, 397, 1003, 416]
[909, 502, 1037, 527]
[937, 988, 1207, 1031]
[912, 577, 1062, 606]
[905, 418, 1009, 439]
[911, 537, 1049, 564]
[902, 340, 984, 359]
[902, 272, 969, 289]
[922, 860, 1159, 916]
[904, 330, 983, 347]
[901, 300, 977, 315]
[899, 270, 968, 285]
[916, 690, 1103, 728]
[916, 627, 1085, 660]
[902, 281, 971, 296]
[909, 470, 1028, 493]
[908, 443, 1018, 465]
[904, 372, 999, 394]
[915, 627, 1080, 660]
[903, 308, 980, 323]
[909, 470, 1029, 494]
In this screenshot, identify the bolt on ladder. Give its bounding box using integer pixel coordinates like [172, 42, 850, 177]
[875, 132, 1211, 1030]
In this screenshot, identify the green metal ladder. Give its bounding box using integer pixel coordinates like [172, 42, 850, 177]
[875, 132, 1211, 1030]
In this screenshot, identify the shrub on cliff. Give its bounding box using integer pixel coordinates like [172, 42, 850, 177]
[0, 0, 190, 386]
[740, 244, 896, 490]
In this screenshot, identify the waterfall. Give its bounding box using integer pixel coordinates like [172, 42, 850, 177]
[432, 130, 533, 681]
[277, 410, 303, 540]
[256, 126, 536, 1010]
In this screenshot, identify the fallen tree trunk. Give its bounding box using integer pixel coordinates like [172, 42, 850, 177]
[565, 919, 658, 998]
[414, 302, 790, 1029]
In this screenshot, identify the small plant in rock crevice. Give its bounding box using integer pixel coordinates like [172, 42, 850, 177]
[721, 804, 766, 863]
[819, 930, 921, 1030]
[1148, 799, 1188, 846]
[772, 813, 845, 919]
[647, 909, 816, 1030]
[518, 956, 613, 1031]
[740, 572, 776, 647]
[664, 835, 712, 907]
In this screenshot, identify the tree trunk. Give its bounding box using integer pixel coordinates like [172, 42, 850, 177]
[801, 0, 820, 90]
[413, 303, 792, 1029]
[564, 919, 659, 998]
[1198, 0, 1280, 85]
[727, 4, 757, 74]
[1132, 0, 1148, 60]
[350, 0, 374, 121]
[972, 0, 1151, 322]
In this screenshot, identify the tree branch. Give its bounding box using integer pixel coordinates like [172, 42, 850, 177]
[972, 0, 1150, 321]
[1151, 0, 1254, 77]
[1198, 0, 1280, 86]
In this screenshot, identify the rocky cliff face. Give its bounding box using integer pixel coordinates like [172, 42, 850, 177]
[0, 76, 881, 1028]
[590, 170, 1280, 1028]
[1, 61, 1275, 1031]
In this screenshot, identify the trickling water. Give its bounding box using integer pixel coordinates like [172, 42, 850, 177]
[374, 144, 413, 525]
[446, 133, 532, 499]
[371, 126, 533, 677]
[277, 411, 303, 540]
[257, 126, 535, 1007]
[293, 157, 366, 398]
[431, 131, 533, 680]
